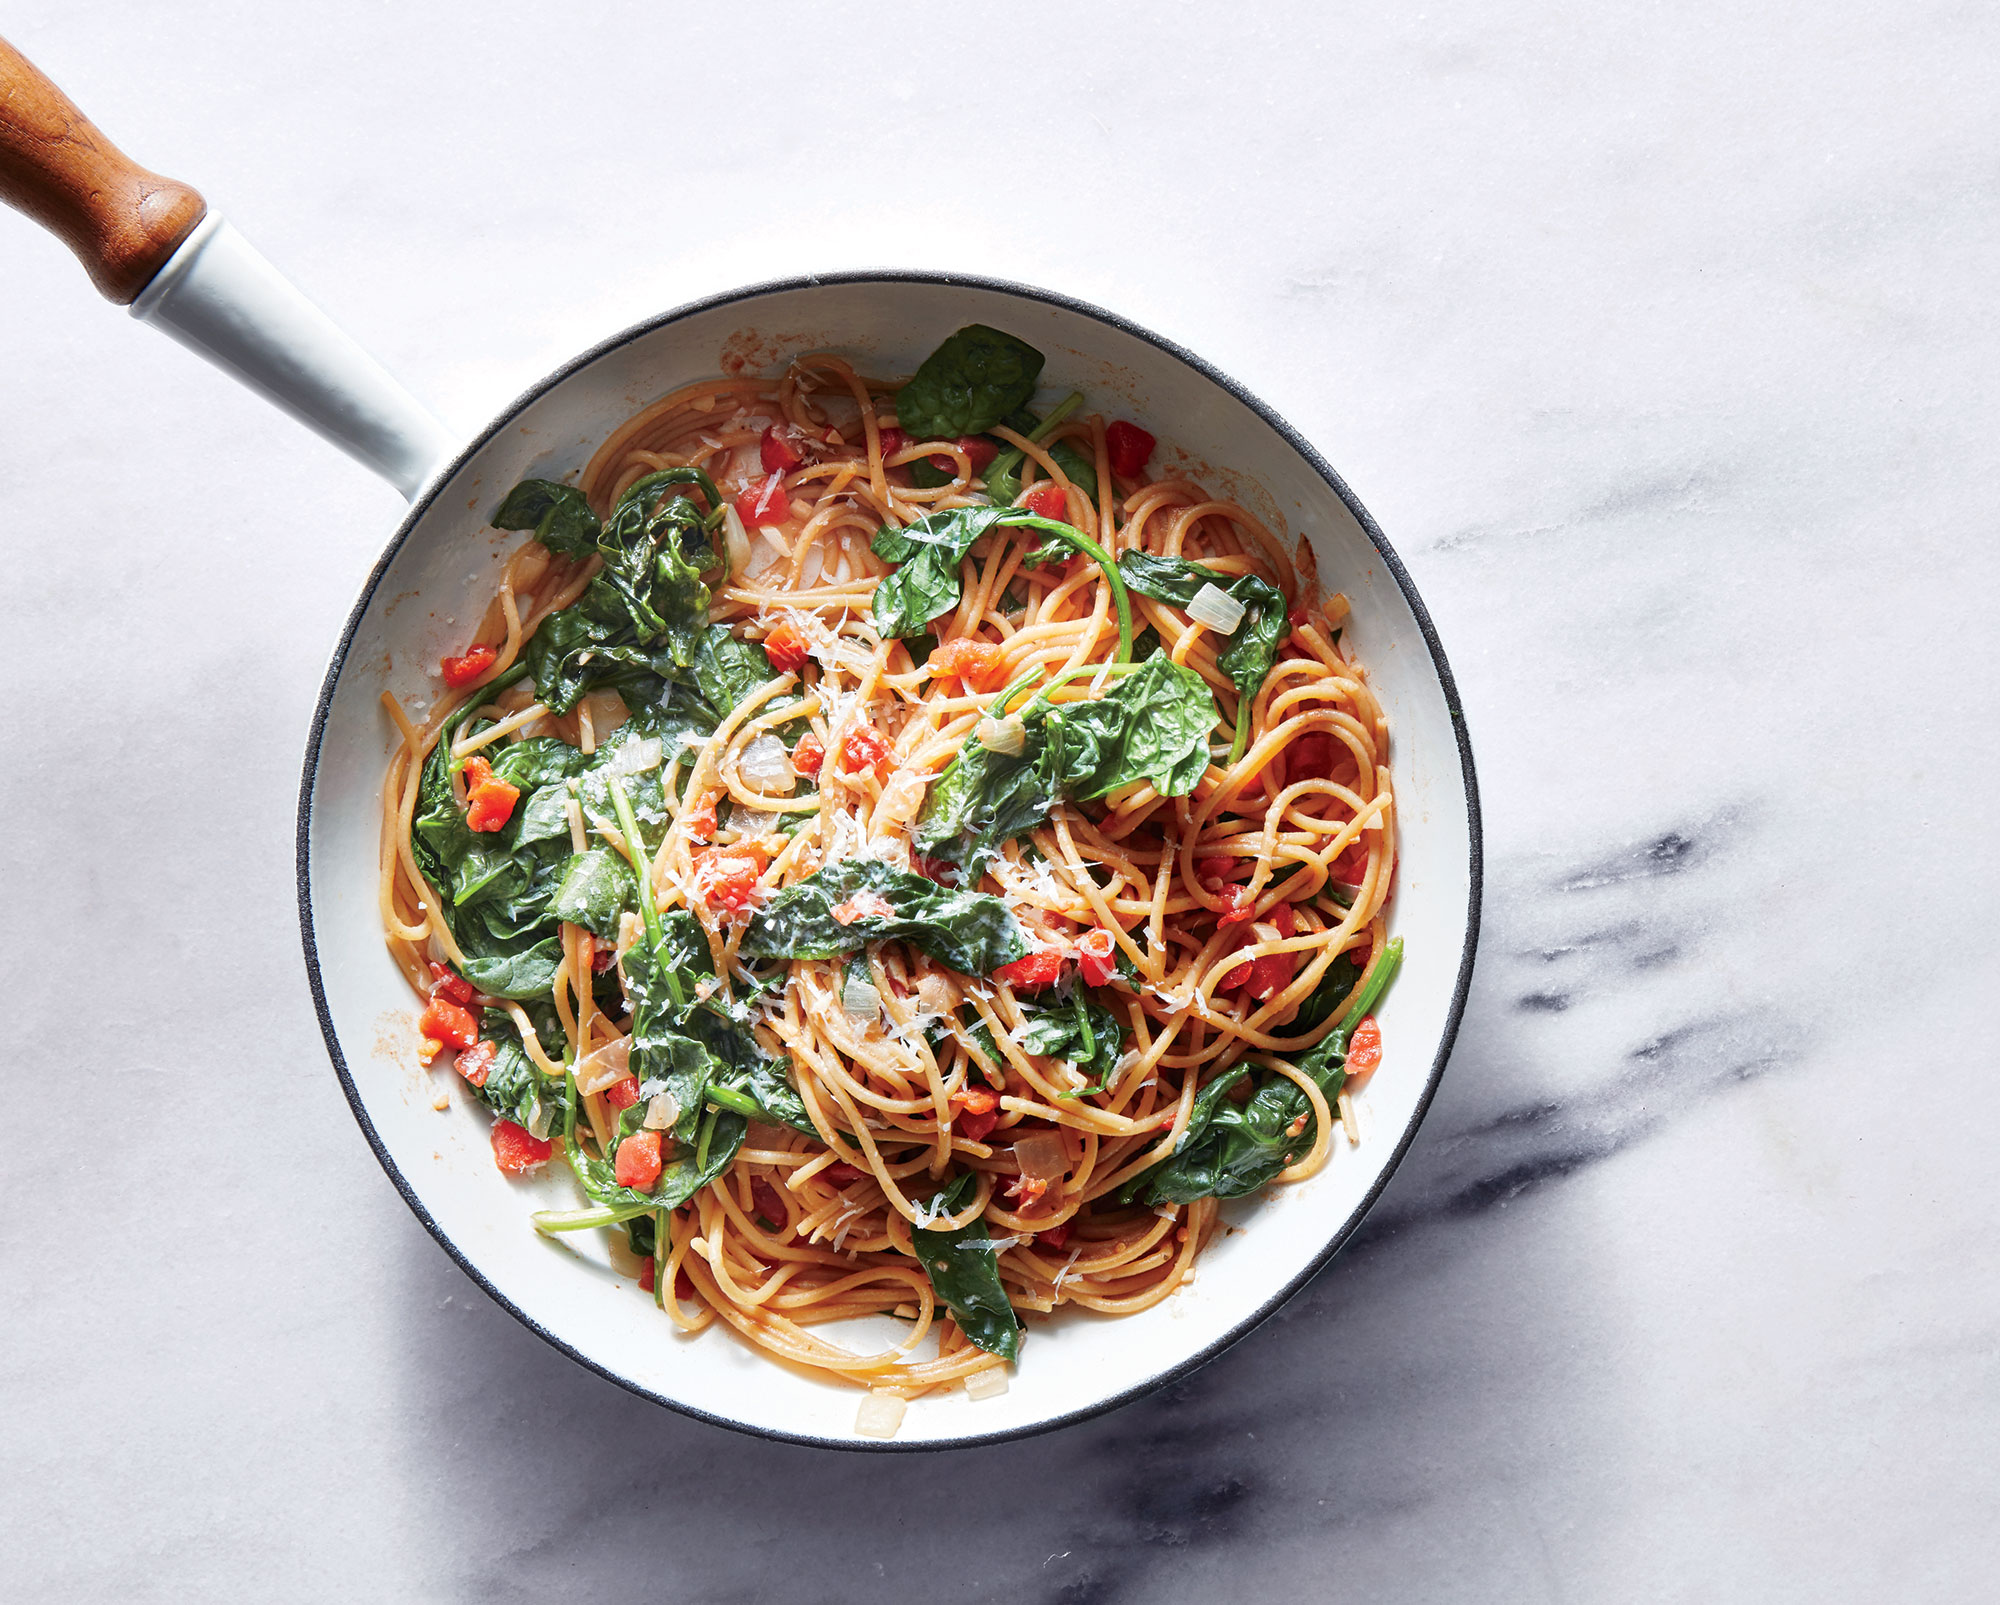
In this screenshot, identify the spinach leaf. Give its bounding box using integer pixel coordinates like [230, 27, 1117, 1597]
[548, 848, 636, 938]
[691, 623, 774, 717]
[983, 393, 1083, 505]
[1019, 991, 1126, 1092]
[738, 858, 1030, 977]
[911, 655, 1217, 872]
[594, 474, 713, 664]
[1116, 552, 1287, 763]
[897, 325, 1045, 440]
[472, 1004, 567, 1131]
[1130, 938, 1403, 1204]
[911, 1171, 1021, 1362]
[1288, 947, 1365, 1037]
[493, 479, 600, 557]
[1046, 440, 1098, 502]
[869, 505, 1021, 638]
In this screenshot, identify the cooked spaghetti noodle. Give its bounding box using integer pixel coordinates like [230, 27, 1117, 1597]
[379, 327, 1399, 1402]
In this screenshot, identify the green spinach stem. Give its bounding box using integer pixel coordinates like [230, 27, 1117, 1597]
[603, 774, 662, 948]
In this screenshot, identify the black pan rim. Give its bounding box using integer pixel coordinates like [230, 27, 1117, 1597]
[296, 267, 1484, 1453]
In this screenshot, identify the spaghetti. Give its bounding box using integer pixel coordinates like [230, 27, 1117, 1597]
[378, 325, 1401, 1400]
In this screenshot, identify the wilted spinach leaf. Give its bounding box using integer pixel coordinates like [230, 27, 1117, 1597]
[912, 654, 1217, 871]
[493, 479, 600, 557]
[548, 848, 635, 938]
[1019, 991, 1126, 1092]
[1116, 551, 1287, 762]
[739, 858, 1030, 977]
[472, 1004, 567, 1131]
[911, 1170, 1021, 1362]
[897, 325, 1045, 440]
[1128, 938, 1403, 1204]
[869, 505, 1023, 638]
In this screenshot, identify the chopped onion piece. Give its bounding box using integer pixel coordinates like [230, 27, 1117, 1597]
[854, 1391, 906, 1439]
[1188, 582, 1245, 633]
[738, 733, 797, 794]
[643, 1091, 679, 1131]
[842, 974, 882, 1022]
[603, 735, 663, 777]
[1013, 1131, 1067, 1184]
[526, 1096, 554, 1142]
[965, 1367, 1010, 1401]
[732, 808, 777, 837]
[976, 714, 1026, 756]
[722, 504, 752, 577]
[575, 1036, 631, 1095]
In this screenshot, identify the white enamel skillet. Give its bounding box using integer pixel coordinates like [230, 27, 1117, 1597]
[0, 38, 1481, 1448]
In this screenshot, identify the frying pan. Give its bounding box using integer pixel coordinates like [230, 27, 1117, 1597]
[0, 38, 1482, 1448]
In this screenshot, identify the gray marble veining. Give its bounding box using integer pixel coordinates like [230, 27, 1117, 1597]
[3, 2, 1996, 1600]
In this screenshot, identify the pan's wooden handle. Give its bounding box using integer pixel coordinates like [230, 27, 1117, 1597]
[0, 34, 206, 303]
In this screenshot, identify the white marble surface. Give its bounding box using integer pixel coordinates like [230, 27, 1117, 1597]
[3, 3, 1995, 1599]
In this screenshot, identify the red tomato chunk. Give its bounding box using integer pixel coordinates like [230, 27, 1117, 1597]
[454, 1040, 496, 1088]
[838, 724, 893, 778]
[440, 643, 497, 687]
[419, 997, 478, 1049]
[763, 618, 811, 674]
[461, 755, 520, 834]
[1347, 1015, 1383, 1076]
[791, 732, 825, 777]
[996, 948, 1067, 992]
[492, 1120, 552, 1173]
[735, 473, 789, 527]
[604, 1077, 641, 1111]
[1105, 420, 1156, 478]
[614, 1129, 664, 1191]
[1077, 928, 1117, 987]
[1023, 482, 1067, 521]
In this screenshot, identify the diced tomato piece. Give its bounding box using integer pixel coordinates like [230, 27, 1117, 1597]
[614, 1129, 664, 1191]
[1105, 420, 1156, 478]
[683, 790, 718, 843]
[1288, 605, 1309, 629]
[1195, 855, 1238, 888]
[440, 643, 498, 687]
[763, 618, 810, 674]
[1023, 482, 1067, 521]
[824, 1161, 865, 1186]
[760, 425, 804, 474]
[1004, 1173, 1050, 1208]
[428, 961, 476, 1005]
[1287, 732, 1338, 783]
[838, 723, 893, 778]
[419, 996, 478, 1049]
[751, 1177, 787, 1227]
[951, 1084, 1002, 1142]
[876, 426, 908, 461]
[928, 434, 1000, 476]
[791, 732, 825, 777]
[591, 938, 617, 972]
[461, 755, 519, 833]
[1037, 1223, 1071, 1251]
[454, 1040, 496, 1088]
[1347, 1015, 1382, 1075]
[638, 1258, 655, 1293]
[693, 844, 770, 912]
[928, 637, 1007, 693]
[1333, 840, 1371, 884]
[1270, 901, 1297, 939]
[996, 947, 1067, 992]
[1216, 885, 1256, 927]
[604, 1076, 641, 1111]
[492, 1119, 552, 1173]
[1077, 927, 1117, 987]
[734, 473, 790, 528]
